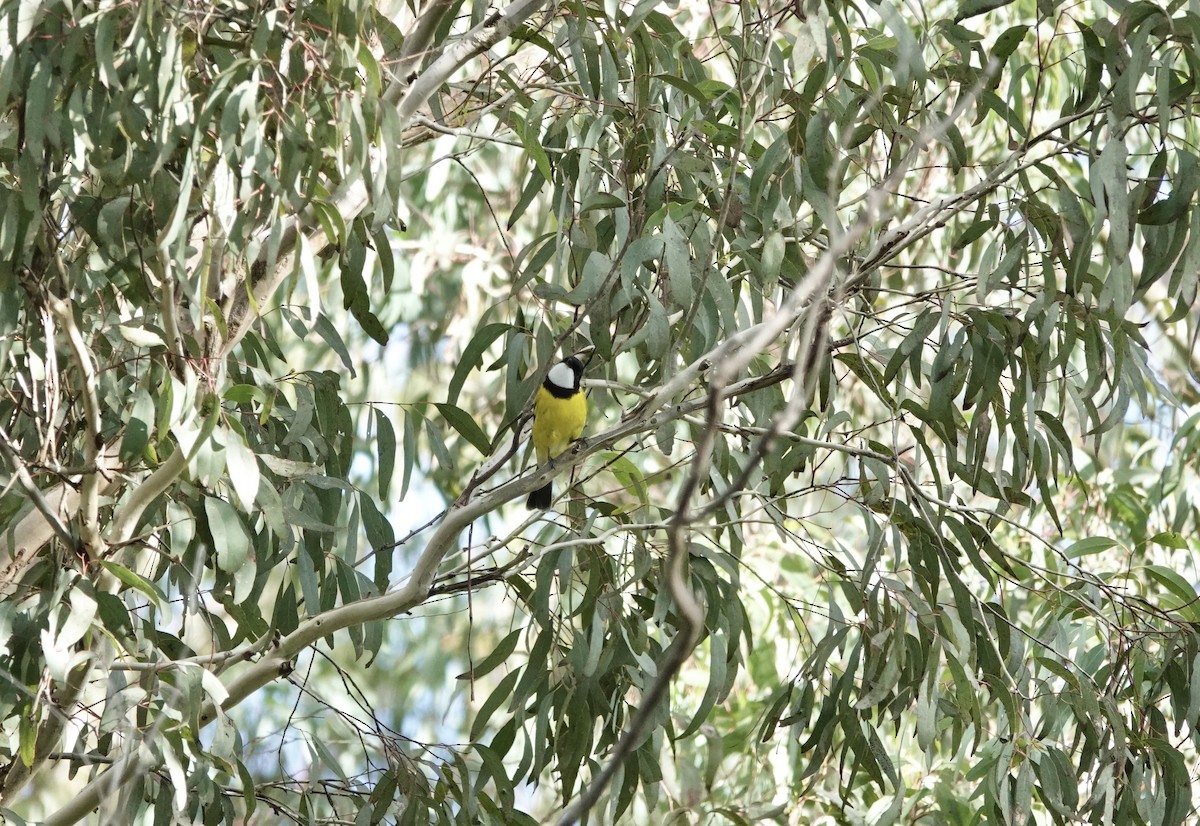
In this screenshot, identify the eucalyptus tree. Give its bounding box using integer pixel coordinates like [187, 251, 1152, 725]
[2, 0, 1200, 823]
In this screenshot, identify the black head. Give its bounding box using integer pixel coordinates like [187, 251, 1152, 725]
[546, 356, 585, 393]
[563, 355, 585, 379]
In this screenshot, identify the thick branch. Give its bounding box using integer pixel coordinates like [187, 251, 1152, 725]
[108, 444, 189, 546]
[40, 747, 152, 826]
[391, 0, 550, 122]
[38, 353, 807, 825]
[387, 0, 459, 91]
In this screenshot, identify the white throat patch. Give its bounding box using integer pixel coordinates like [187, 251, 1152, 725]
[547, 361, 576, 391]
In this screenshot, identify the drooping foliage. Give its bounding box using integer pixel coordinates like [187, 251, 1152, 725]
[2, 0, 1200, 823]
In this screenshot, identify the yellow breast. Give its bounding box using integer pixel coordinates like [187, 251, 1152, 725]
[531, 386, 587, 462]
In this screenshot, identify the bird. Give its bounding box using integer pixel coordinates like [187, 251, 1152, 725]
[527, 355, 587, 509]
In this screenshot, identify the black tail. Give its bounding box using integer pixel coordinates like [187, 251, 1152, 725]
[526, 482, 552, 510]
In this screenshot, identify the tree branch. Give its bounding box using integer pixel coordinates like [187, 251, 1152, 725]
[387, 0, 459, 92]
[0, 431, 78, 552]
[0, 445, 122, 595]
[392, 0, 551, 124]
[1, 661, 88, 800]
[107, 442, 189, 546]
[40, 746, 153, 826]
[36, 351, 809, 825]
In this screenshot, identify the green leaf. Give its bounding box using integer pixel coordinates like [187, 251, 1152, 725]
[515, 113, 553, 182]
[435, 403, 491, 455]
[604, 452, 648, 508]
[469, 669, 520, 742]
[883, 310, 939, 384]
[952, 217, 996, 250]
[458, 628, 523, 681]
[360, 491, 395, 554]
[662, 217, 694, 308]
[1140, 151, 1199, 226]
[425, 415, 453, 471]
[100, 562, 166, 608]
[581, 193, 625, 212]
[340, 236, 388, 345]
[836, 353, 896, 408]
[507, 168, 546, 229]
[655, 72, 707, 103]
[375, 407, 396, 501]
[310, 198, 347, 250]
[474, 743, 515, 811]
[1149, 531, 1188, 550]
[954, 0, 1016, 22]
[401, 408, 418, 499]
[1092, 139, 1130, 245]
[95, 592, 132, 637]
[18, 714, 35, 768]
[1145, 565, 1200, 621]
[204, 496, 251, 573]
[680, 632, 726, 738]
[447, 323, 513, 407]
[874, 0, 927, 84]
[313, 313, 356, 378]
[1063, 536, 1119, 558]
[805, 112, 834, 194]
[120, 389, 156, 462]
[551, 250, 610, 305]
[987, 25, 1028, 78]
[218, 427, 261, 508]
[748, 133, 789, 208]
